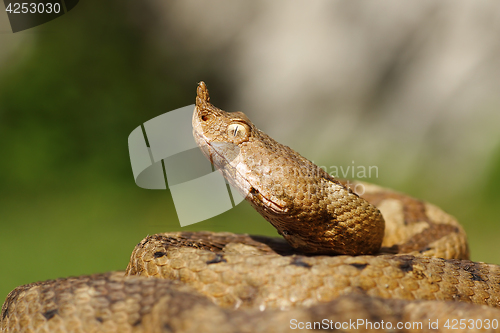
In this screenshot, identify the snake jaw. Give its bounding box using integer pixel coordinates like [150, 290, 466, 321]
[248, 186, 286, 213]
[193, 124, 287, 213]
[193, 97, 289, 212]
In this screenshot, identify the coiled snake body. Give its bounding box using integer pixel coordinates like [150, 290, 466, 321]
[2, 82, 500, 333]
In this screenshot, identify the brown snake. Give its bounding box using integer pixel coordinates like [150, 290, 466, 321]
[2, 82, 500, 333]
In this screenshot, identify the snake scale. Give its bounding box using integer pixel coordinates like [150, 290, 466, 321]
[2, 82, 500, 333]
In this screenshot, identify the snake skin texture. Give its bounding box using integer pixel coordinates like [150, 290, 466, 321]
[2, 230, 500, 333]
[2, 82, 499, 332]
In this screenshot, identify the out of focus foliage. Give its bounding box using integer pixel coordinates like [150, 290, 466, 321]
[1, 2, 188, 192]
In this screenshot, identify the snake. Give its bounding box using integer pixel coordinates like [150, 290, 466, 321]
[2, 82, 500, 333]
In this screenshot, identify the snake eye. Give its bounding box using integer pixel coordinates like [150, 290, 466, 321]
[227, 122, 249, 142]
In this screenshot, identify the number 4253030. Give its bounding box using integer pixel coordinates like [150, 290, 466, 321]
[5, 2, 61, 14]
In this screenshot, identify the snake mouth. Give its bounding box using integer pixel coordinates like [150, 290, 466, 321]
[192, 129, 285, 213]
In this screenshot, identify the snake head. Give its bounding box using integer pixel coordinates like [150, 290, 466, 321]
[193, 82, 253, 146]
[192, 82, 385, 255]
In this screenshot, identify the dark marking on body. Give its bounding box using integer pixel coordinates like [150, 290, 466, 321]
[42, 308, 58, 320]
[154, 251, 166, 258]
[1, 306, 8, 320]
[396, 257, 414, 273]
[470, 273, 485, 282]
[355, 286, 368, 294]
[291, 257, 312, 268]
[419, 247, 432, 253]
[411, 268, 426, 279]
[350, 263, 368, 270]
[140, 237, 153, 247]
[463, 265, 486, 282]
[133, 318, 142, 326]
[457, 261, 486, 282]
[345, 185, 360, 198]
[395, 224, 459, 255]
[453, 293, 470, 302]
[369, 313, 383, 324]
[96, 317, 103, 323]
[206, 254, 227, 265]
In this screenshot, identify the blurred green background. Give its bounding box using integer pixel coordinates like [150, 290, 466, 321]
[1, 0, 500, 303]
